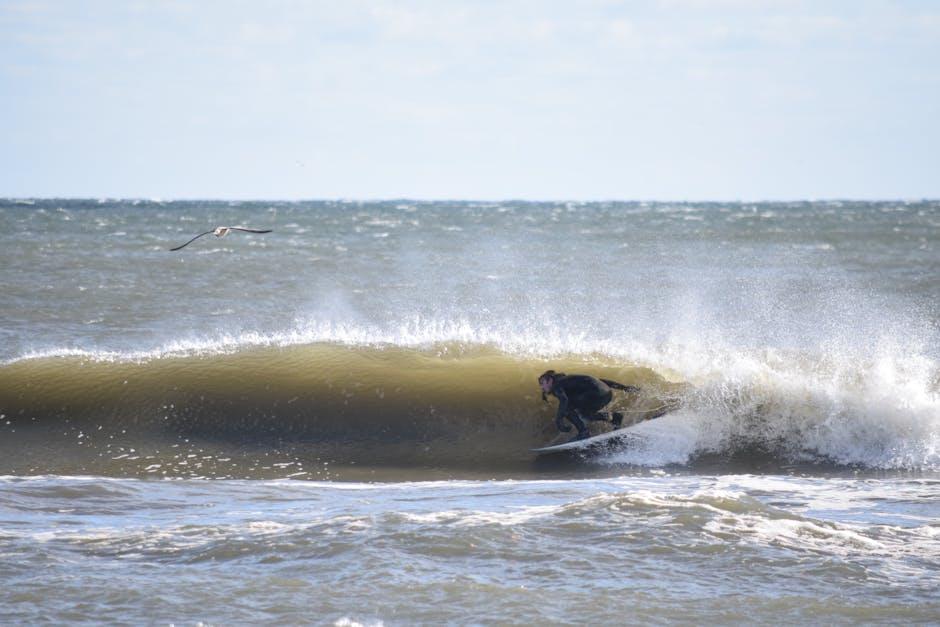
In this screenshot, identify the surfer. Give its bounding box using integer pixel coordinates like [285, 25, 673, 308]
[538, 370, 639, 441]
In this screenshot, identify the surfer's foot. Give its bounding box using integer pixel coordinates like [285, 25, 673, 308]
[611, 412, 623, 428]
[573, 431, 591, 441]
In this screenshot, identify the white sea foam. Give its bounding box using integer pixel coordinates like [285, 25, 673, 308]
[590, 331, 940, 469]
[399, 504, 561, 527]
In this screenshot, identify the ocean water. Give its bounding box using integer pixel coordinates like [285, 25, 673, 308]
[0, 199, 938, 624]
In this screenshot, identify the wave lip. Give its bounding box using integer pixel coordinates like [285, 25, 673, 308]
[5, 315, 661, 366]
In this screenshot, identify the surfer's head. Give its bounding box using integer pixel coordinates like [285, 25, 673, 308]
[538, 370, 561, 400]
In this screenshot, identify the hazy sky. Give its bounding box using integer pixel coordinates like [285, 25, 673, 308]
[2, 0, 938, 200]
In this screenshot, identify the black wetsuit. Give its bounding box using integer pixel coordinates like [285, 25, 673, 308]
[547, 374, 637, 438]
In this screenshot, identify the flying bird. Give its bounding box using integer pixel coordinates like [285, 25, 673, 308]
[169, 226, 272, 251]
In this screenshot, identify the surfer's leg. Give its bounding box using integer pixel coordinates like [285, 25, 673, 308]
[583, 389, 613, 414]
[580, 410, 623, 429]
[566, 411, 590, 439]
[577, 390, 615, 426]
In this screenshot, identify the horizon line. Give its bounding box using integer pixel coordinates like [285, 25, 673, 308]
[3, 195, 938, 204]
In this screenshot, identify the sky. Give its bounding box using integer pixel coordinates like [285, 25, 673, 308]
[1, 0, 938, 201]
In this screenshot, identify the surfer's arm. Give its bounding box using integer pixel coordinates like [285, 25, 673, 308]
[600, 378, 640, 394]
[554, 389, 571, 432]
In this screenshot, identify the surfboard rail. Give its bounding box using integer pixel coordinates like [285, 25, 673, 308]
[531, 425, 645, 455]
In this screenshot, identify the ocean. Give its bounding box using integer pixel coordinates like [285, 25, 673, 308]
[1, 198, 938, 624]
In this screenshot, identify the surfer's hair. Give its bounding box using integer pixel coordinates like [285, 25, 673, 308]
[538, 370, 561, 383]
[538, 370, 564, 401]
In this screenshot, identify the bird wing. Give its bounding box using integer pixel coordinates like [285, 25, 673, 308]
[169, 230, 214, 251]
[228, 227, 273, 234]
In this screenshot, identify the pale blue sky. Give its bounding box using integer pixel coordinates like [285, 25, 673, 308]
[2, 0, 938, 200]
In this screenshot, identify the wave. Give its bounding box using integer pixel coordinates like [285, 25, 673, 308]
[0, 338, 937, 473]
[0, 341, 674, 437]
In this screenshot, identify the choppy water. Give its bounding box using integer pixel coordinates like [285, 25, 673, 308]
[1, 474, 938, 624]
[1, 199, 938, 623]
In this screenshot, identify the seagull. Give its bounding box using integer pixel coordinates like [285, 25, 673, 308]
[169, 226, 273, 251]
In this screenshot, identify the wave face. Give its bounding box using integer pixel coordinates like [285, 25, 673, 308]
[0, 342, 680, 477]
[0, 199, 938, 477]
[0, 338, 936, 476]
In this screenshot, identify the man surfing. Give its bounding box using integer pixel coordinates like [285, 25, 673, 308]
[538, 370, 640, 441]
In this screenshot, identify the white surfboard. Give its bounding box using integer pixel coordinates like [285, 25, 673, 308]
[531, 424, 646, 455]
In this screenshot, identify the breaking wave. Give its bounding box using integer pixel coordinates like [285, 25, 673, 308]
[1, 329, 937, 473]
